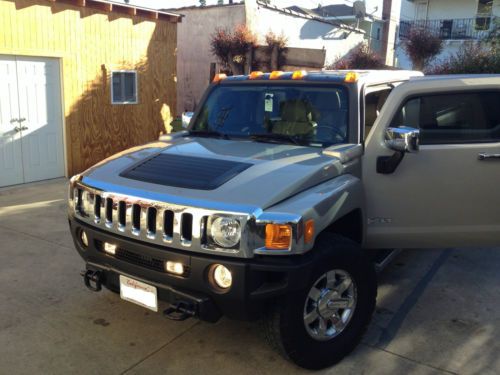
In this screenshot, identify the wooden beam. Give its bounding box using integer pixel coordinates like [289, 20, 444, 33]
[136, 8, 158, 20]
[158, 13, 179, 23]
[113, 4, 136, 16]
[86, 0, 112, 12]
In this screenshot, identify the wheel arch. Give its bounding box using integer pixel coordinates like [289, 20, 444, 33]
[322, 208, 364, 245]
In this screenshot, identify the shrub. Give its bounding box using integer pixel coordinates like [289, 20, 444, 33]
[402, 27, 443, 71]
[428, 42, 500, 74]
[210, 25, 257, 75]
[328, 44, 385, 69]
[264, 31, 288, 70]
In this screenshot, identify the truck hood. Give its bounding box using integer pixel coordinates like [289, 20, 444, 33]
[81, 137, 346, 211]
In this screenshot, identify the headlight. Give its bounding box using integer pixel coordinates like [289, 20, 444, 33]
[210, 216, 241, 248]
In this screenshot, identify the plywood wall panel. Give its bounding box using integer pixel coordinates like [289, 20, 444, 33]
[0, 0, 177, 176]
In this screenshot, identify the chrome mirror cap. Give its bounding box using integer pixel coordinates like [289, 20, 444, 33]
[181, 112, 194, 128]
[385, 126, 420, 153]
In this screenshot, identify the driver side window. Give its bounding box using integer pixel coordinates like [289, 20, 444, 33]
[392, 92, 500, 144]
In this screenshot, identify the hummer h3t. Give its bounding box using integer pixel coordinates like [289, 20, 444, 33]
[69, 70, 500, 369]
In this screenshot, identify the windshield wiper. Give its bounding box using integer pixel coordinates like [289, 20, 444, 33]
[249, 133, 303, 146]
[187, 130, 230, 139]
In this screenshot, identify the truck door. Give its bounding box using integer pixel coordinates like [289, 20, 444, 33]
[363, 84, 500, 249]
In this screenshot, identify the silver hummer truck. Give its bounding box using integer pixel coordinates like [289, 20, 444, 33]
[69, 71, 500, 370]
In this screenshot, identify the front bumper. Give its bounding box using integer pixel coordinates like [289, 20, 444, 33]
[69, 217, 316, 322]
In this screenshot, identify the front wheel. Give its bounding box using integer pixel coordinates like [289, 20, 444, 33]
[263, 234, 377, 370]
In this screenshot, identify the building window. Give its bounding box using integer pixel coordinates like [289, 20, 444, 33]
[475, 0, 492, 30]
[111, 71, 138, 104]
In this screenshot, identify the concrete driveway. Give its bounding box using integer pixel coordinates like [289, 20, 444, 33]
[1, 178, 499, 374]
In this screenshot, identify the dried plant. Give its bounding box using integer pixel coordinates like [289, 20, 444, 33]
[402, 27, 443, 71]
[210, 25, 257, 74]
[328, 44, 385, 69]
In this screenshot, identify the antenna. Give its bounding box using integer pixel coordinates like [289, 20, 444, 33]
[353, 0, 366, 20]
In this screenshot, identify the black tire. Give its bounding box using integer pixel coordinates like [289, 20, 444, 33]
[263, 233, 377, 370]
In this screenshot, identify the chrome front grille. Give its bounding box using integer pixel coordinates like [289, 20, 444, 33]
[71, 183, 251, 257]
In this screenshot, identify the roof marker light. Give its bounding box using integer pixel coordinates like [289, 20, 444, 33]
[212, 73, 227, 83]
[269, 71, 284, 80]
[344, 71, 359, 83]
[249, 71, 264, 79]
[292, 70, 307, 80]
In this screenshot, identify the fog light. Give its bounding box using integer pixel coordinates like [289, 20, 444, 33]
[212, 264, 232, 289]
[165, 261, 184, 275]
[80, 230, 89, 247]
[103, 242, 117, 255]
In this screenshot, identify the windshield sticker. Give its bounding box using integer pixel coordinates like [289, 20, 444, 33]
[264, 93, 274, 112]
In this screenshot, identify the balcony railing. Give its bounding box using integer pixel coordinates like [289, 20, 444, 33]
[399, 17, 497, 40]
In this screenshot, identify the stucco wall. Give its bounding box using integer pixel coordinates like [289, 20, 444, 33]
[176, 4, 245, 114]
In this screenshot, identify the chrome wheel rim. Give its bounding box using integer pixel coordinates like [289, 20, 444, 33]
[303, 269, 357, 341]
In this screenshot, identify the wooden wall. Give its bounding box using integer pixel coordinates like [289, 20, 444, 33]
[0, 0, 178, 175]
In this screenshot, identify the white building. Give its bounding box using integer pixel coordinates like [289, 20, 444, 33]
[396, 0, 500, 69]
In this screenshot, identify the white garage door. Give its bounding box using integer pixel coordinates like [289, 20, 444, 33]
[0, 55, 65, 187]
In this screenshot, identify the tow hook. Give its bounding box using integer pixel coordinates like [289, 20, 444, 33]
[163, 301, 196, 321]
[81, 270, 103, 292]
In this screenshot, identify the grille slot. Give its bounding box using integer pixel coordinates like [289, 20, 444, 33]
[164, 210, 174, 240]
[118, 201, 126, 228]
[147, 207, 157, 235]
[181, 213, 193, 243]
[132, 204, 141, 231]
[94, 195, 102, 221]
[105, 198, 113, 224]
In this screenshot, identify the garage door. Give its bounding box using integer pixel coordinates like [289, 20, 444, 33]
[0, 55, 65, 187]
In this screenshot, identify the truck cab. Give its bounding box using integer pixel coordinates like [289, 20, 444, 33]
[68, 71, 500, 370]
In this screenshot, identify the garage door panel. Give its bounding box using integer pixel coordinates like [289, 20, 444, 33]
[0, 56, 23, 187]
[17, 57, 64, 183]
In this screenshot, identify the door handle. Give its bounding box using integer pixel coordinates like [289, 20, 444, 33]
[10, 118, 19, 124]
[478, 153, 500, 160]
[14, 126, 28, 132]
[18, 118, 26, 123]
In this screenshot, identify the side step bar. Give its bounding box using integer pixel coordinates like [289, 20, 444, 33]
[373, 249, 401, 273]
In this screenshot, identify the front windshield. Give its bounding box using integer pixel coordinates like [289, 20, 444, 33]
[190, 84, 349, 147]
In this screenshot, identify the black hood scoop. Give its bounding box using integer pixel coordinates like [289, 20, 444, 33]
[120, 153, 252, 190]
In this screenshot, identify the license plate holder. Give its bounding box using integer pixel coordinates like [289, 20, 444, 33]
[119, 275, 158, 312]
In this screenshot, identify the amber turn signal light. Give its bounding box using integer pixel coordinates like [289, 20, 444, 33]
[212, 73, 227, 83]
[265, 224, 292, 250]
[304, 219, 315, 244]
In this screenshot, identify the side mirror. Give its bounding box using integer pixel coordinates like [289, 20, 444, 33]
[385, 126, 420, 153]
[181, 112, 194, 128]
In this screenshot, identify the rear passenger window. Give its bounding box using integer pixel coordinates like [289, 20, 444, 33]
[391, 92, 500, 144]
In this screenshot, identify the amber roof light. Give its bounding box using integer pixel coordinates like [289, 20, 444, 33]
[292, 70, 307, 80]
[212, 73, 227, 83]
[249, 71, 264, 79]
